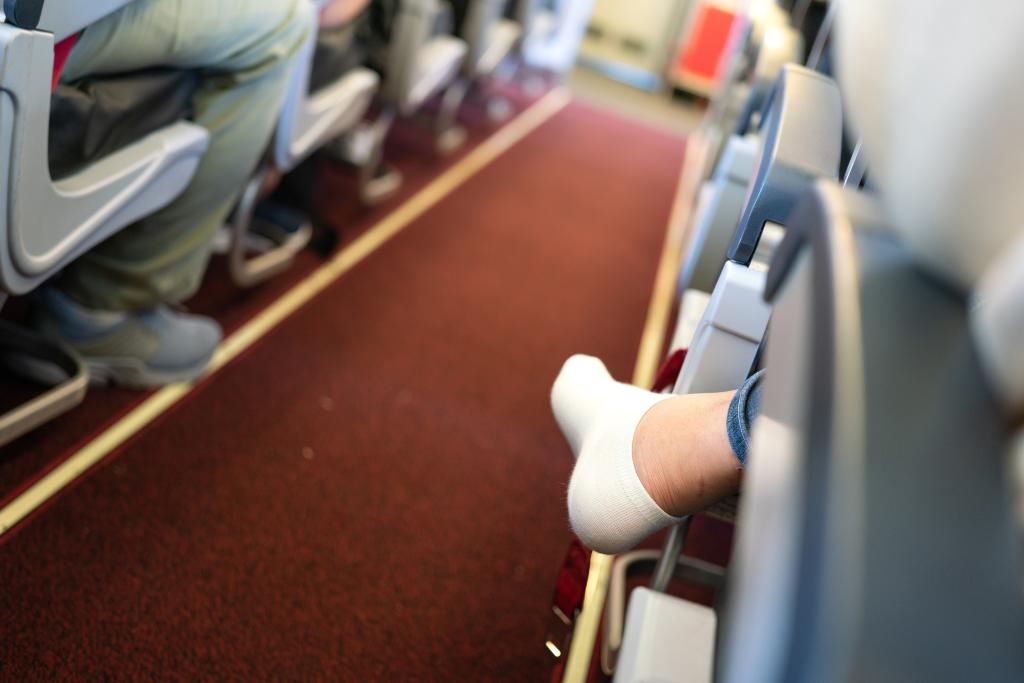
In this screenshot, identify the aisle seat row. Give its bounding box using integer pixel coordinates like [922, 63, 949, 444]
[0, 0, 594, 447]
[596, 0, 1024, 680]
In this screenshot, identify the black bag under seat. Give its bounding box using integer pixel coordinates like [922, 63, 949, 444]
[48, 68, 198, 180]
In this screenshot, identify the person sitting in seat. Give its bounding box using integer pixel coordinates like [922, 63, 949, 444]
[32, 0, 315, 387]
[550, 355, 763, 554]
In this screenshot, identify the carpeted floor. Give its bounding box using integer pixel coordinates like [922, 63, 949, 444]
[0, 89, 536, 507]
[0, 99, 687, 681]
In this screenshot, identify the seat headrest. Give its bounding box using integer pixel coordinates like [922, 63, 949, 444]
[835, 0, 1024, 293]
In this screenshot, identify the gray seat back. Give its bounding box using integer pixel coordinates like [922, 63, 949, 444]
[718, 181, 1024, 682]
[728, 64, 842, 265]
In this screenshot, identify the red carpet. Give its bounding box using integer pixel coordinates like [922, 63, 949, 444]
[0, 89, 536, 507]
[0, 100, 685, 681]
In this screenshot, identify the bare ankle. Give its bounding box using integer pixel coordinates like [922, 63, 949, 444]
[632, 392, 742, 517]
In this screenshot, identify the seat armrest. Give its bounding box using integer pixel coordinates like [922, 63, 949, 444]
[0, 24, 209, 294]
[727, 64, 842, 265]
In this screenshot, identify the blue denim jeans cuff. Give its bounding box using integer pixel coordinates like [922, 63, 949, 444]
[726, 369, 766, 465]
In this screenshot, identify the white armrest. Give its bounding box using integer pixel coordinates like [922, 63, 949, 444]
[381, 0, 467, 113]
[673, 262, 772, 395]
[613, 588, 716, 683]
[274, 67, 378, 170]
[404, 35, 466, 113]
[470, 17, 519, 78]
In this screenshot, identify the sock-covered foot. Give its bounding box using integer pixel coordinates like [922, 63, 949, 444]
[550, 354, 684, 554]
[30, 287, 221, 388]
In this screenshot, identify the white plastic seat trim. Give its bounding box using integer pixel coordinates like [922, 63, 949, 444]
[273, 66, 379, 171]
[404, 35, 467, 113]
[612, 587, 716, 683]
[673, 262, 772, 395]
[471, 18, 520, 78]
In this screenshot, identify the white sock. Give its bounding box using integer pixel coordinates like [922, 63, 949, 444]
[550, 355, 684, 554]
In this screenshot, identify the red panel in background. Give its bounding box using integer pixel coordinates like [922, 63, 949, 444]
[673, 3, 740, 94]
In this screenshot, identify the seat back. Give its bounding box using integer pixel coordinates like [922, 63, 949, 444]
[718, 0, 1024, 677]
[718, 182, 1024, 682]
[836, 0, 1024, 294]
[728, 63, 842, 266]
[704, 9, 803, 181]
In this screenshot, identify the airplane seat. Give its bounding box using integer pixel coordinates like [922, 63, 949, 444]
[690, 13, 806, 305]
[835, 0, 1024, 296]
[370, 0, 470, 156]
[605, 63, 844, 680]
[716, 1, 1024, 678]
[308, 19, 369, 95]
[673, 64, 842, 395]
[832, 0, 1024, 476]
[513, 0, 593, 79]
[448, 0, 520, 84]
[703, 9, 803, 177]
[681, 60, 839, 298]
[730, 24, 804, 139]
[677, 134, 758, 296]
[277, 1, 379, 176]
[0, 0, 210, 447]
[718, 180, 1024, 683]
[223, 0, 381, 286]
[48, 69, 199, 180]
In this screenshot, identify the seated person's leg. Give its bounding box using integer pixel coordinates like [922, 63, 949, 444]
[34, 0, 315, 387]
[551, 355, 754, 554]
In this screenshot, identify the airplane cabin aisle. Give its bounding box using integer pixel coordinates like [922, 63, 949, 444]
[0, 84, 694, 680]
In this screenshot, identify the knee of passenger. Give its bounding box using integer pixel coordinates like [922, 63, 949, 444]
[247, 0, 319, 60]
